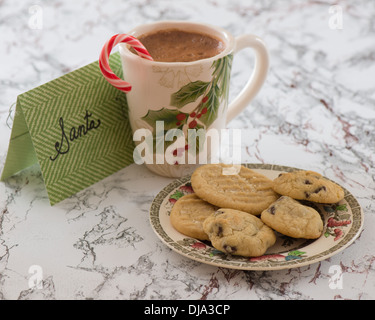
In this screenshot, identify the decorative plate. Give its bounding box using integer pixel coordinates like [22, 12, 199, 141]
[149, 164, 364, 270]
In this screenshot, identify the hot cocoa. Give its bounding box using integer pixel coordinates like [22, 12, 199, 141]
[134, 29, 225, 62]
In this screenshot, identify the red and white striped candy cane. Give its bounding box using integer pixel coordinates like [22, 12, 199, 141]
[99, 34, 153, 93]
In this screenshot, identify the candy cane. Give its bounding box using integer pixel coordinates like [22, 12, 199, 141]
[99, 34, 153, 93]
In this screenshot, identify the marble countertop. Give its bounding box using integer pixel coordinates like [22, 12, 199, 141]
[1, 0, 374, 300]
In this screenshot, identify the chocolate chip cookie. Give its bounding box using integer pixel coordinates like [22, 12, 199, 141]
[203, 208, 276, 257]
[261, 196, 324, 239]
[272, 170, 345, 204]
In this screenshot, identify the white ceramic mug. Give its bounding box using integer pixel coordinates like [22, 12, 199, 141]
[102, 21, 269, 178]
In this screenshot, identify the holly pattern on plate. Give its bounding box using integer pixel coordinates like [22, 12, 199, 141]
[167, 182, 194, 206]
[323, 203, 351, 241]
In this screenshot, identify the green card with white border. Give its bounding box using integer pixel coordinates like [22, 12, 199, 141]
[1, 53, 135, 205]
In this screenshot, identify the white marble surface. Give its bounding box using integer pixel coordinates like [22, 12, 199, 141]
[1, 0, 375, 300]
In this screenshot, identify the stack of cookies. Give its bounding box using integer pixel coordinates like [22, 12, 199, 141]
[170, 164, 345, 258]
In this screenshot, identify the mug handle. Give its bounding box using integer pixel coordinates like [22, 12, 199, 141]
[226, 34, 269, 124]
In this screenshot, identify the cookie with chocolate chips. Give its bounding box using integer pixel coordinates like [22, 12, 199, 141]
[202, 208, 276, 257]
[261, 196, 323, 239]
[272, 170, 344, 204]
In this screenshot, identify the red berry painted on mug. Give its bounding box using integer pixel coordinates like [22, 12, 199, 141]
[202, 96, 208, 103]
[176, 113, 186, 121]
[190, 112, 196, 117]
[176, 121, 181, 126]
[189, 120, 197, 129]
[201, 107, 208, 114]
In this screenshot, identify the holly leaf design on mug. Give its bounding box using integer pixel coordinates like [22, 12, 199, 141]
[212, 54, 232, 98]
[142, 108, 190, 154]
[142, 108, 189, 132]
[138, 55, 234, 162]
[198, 84, 220, 128]
[192, 54, 233, 128]
[170, 80, 210, 109]
[141, 54, 233, 142]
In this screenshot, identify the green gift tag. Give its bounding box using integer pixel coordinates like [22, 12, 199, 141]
[1, 53, 135, 205]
